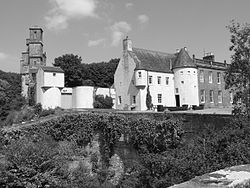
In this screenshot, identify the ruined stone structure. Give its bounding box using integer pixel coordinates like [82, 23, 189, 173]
[20, 26, 47, 103]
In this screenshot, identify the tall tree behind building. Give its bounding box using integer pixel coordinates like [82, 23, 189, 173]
[225, 21, 250, 117]
[54, 54, 119, 88]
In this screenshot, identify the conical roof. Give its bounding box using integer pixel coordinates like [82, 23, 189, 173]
[173, 48, 196, 69]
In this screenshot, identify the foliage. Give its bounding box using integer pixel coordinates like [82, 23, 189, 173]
[225, 21, 250, 118]
[54, 54, 83, 87]
[146, 86, 153, 110]
[2, 112, 249, 187]
[0, 70, 26, 125]
[53, 54, 119, 88]
[94, 94, 114, 109]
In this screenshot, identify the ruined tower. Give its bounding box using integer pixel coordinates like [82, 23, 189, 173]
[20, 26, 47, 103]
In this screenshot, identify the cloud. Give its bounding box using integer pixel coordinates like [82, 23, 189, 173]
[125, 2, 134, 9]
[0, 52, 8, 60]
[88, 38, 106, 47]
[110, 21, 131, 46]
[137, 14, 149, 24]
[46, 0, 98, 30]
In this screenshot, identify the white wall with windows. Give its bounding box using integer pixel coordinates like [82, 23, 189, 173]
[146, 71, 175, 108]
[173, 67, 199, 106]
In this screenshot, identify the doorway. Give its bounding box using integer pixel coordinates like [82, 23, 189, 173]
[175, 95, 180, 107]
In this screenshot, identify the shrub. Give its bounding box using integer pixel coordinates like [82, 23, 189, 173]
[94, 95, 113, 109]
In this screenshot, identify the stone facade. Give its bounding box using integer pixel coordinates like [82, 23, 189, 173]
[20, 26, 47, 102]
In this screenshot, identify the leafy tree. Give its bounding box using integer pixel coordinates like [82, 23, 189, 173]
[93, 95, 113, 109]
[0, 70, 25, 125]
[146, 86, 153, 110]
[225, 21, 250, 118]
[54, 54, 83, 87]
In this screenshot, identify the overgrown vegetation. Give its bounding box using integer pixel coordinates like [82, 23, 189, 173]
[0, 70, 26, 126]
[0, 112, 249, 187]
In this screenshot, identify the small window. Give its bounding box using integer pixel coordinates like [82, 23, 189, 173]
[118, 96, 122, 104]
[218, 91, 222, 103]
[209, 90, 214, 103]
[209, 71, 213, 83]
[200, 90, 205, 103]
[157, 76, 161, 84]
[230, 91, 234, 103]
[166, 77, 169, 85]
[138, 72, 142, 78]
[132, 96, 136, 104]
[175, 88, 179, 94]
[200, 70, 204, 82]
[149, 76, 152, 84]
[181, 81, 184, 84]
[158, 94, 162, 103]
[217, 72, 221, 84]
[188, 71, 190, 74]
[53, 72, 56, 76]
[180, 71, 183, 75]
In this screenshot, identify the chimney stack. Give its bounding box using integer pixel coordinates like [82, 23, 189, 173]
[123, 36, 132, 52]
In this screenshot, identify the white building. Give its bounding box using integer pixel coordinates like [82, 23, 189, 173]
[114, 38, 199, 111]
[36, 66, 64, 109]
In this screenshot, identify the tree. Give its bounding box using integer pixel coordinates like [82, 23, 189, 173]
[225, 21, 250, 118]
[146, 86, 153, 110]
[54, 54, 83, 87]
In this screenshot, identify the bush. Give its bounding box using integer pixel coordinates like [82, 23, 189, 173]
[94, 95, 113, 109]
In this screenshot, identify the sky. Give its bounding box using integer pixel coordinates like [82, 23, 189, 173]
[0, 0, 249, 73]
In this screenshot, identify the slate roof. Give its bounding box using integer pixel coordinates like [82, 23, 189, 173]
[172, 48, 197, 69]
[130, 48, 177, 73]
[41, 66, 64, 73]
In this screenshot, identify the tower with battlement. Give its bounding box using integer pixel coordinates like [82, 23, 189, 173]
[20, 26, 47, 103]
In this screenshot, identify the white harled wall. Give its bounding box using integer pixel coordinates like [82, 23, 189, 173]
[173, 67, 199, 106]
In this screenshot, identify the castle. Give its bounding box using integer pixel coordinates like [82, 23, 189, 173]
[20, 26, 65, 108]
[20, 26, 115, 109]
[114, 38, 233, 110]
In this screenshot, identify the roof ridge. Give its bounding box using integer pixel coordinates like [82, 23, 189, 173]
[132, 47, 175, 56]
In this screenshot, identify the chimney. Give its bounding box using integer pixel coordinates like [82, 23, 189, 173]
[184, 47, 187, 51]
[192, 54, 195, 60]
[123, 36, 132, 52]
[203, 52, 215, 62]
[176, 49, 180, 53]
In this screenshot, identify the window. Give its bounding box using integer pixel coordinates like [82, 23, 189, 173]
[158, 94, 162, 103]
[175, 88, 179, 94]
[118, 96, 122, 104]
[209, 71, 213, 83]
[132, 96, 136, 104]
[53, 72, 56, 76]
[218, 91, 222, 103]
[180, 71, 183, 75]
[200, 90, 205, 103]
[149, 76, 152, 84]
[132, 80, 134, 85]
[157, 76, 161, 84]
[200, 70, 204, 82]
[165, 77, 169, 85]
[217, 72, 221, 84]
[181, 81, 184, 84]
[138, 72, 142, 78]
[209, 90, 214, 103]
[188, 71, 190, 74]
[230, 91, 234, 103]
